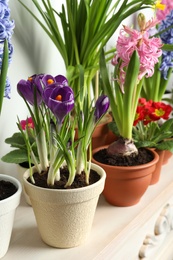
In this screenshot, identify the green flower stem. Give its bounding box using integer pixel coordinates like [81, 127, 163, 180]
[30, 150, 41, 173]
[36, 128, 49, 171]
[76, 141, 84, 174]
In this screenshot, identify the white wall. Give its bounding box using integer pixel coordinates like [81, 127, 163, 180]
[0, 0, 65, 176]
[0, 1, 172, 176]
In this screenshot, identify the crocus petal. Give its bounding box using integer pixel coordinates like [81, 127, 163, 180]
[44, 85, 74, 123]
[94, 95, 110, 121]
[17, 78, 42, 106]
[54, 75, 68, 86]
[41, 74, 56, 88]
[41, 74, 68, 89]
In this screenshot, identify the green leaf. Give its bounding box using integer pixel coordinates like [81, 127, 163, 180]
[5, 132, 35, 149]
[1, 149, 29, 164]
[162, 44, 173, 51]
[156, 140, 173, 152]
[160, 118, 173, 132]
[122, 50, 140, 139]
[135, 140, 156, 148]
[0, 39, 9, 114]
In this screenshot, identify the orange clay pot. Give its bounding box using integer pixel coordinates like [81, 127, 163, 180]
[150, 149, 165, 185]
[162, 150, 173, 165]
[92, 113, 112, 150]
[92, 146, 159, 207]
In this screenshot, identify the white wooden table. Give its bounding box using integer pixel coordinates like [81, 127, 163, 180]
[3, 156, 173, 260]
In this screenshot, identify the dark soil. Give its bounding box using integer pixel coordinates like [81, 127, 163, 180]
[19, 162, 34, 168]
[28, 166, 100, 189]
[93, 148, 154, 166]
[0, 180, 17, 200]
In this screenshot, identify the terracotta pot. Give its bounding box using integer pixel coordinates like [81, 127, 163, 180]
[92, 146, 159, 207]
[162, 150, 172, 165]
[92, 113, 112, 149]
[0, 174, 22, 258]
[23, 163, 106, 248]
[104, 130, 118, 145]
[150, 149, 165, 185]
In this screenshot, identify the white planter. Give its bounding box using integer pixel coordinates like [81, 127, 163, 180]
[0, 174, 22, 258]
[17, 164, 31, 206]
[23, 163, 106, 248]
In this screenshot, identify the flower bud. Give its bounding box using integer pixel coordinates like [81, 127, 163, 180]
[94, 95, 109, 122]
[137, 13, 146, 31]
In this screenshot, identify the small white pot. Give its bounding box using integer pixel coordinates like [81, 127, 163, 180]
[0, 174, 22, 258]
[23, 163, 106, 248]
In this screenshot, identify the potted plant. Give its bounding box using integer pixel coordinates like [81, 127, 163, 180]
[17, 0, 157, 148]
[0, 1, 22, 258]
[12, 72, 109, 248]
[132, 98, 173, 184]
[139, 7, 173, 166]
[92, 14, 164, 207]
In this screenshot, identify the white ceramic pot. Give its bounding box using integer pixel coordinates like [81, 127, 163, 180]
[23, 163, 106, 248]
[17, 164, 31, 206]
[0, 174, 22, 258]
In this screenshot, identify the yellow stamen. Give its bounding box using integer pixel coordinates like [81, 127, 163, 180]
[47, 79, 54, 85]
[155, 108, 165, 117]
[28, 77, 33, 82]
[153, 1, 166, 11]
[56, 95, 62, 101]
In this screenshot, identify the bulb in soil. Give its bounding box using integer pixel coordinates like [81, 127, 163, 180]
[107, 137, 138, 157]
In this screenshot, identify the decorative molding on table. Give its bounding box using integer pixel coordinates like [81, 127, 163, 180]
[139, 203, 173, 259]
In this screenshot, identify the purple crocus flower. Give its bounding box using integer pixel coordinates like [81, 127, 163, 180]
[94, 95, 109, 122]
[41, 74, 68, 89]
[43, 83, 74, 124]
[17, 74, 44, 106]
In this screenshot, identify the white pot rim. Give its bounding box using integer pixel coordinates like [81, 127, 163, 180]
[0, 174, 22, 205]
[23, 162, 106, 194]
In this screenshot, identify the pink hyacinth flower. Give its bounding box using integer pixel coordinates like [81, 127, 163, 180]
[156, 0, 173, 21]
[112, 18, 163, 92]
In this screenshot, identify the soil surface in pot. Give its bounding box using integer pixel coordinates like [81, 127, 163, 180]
[28, 167, 100, 189]
[93, 148, 154, 166]
[0, 180, 17, 200]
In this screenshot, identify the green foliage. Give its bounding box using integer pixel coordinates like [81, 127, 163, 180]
[18, 0, 155, 98]
[133, 119, 173, 151]
[100, 49, 142, 139]
[1, 132, 38, 164]
[1, 150, 28, 164]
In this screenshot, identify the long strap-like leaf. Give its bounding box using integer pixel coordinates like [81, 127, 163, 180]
[0, 39, 9, 114]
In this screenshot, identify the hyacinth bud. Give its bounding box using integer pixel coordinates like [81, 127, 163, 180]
[94, 95, 109, 122]
[138, 13, 146, 31]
